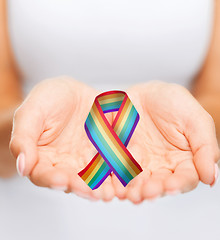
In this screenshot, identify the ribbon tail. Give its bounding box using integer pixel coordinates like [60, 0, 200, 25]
[78, 151, 112, 190]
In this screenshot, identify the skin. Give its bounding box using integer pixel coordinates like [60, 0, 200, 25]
[114, 82, 219, 203]
[9, 77, 220, 203]
[192, 0, 220, 139]
[0, 0, 220, 203]
[10, 77, 116, 201]
[0, 0, 22, 177]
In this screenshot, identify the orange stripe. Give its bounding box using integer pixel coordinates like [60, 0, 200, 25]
[83, 97, 135, 180]
[93, 102, 141, 174]
[113, 97, 131, 131]
[98, 93, 125, 102]
[81, 154, 103, 180]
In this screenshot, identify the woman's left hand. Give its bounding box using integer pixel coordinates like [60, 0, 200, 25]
[9, 76, 115, 201]
[111, 81, 220, 204]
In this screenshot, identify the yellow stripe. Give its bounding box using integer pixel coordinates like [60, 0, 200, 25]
[115, 101, 133, 135]
[85, 157, 105, 184]
[90, 107, 137, 177]
[113, 98, 130, 131]
[98, 93, 124, 101]
[81, 154, 102, 180]
[99, 96, 124, 105]
[93, 101, 141, 175]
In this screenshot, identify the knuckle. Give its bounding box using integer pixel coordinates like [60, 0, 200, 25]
[13, 106, 24, 122]
[9, 135, 19, 149]
[216, 148, 220, 162]
[169, 83, 188, 93]
[205, 111, 214, 123]
[9, 135, 18, 156]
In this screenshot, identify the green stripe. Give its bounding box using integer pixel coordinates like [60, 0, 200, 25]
[100, 100, 123, 111]
[86, 114, 131, 183]
[118, 106, 135, 139]
[88, 161, 108, 187]
[87, 113, 133, 180]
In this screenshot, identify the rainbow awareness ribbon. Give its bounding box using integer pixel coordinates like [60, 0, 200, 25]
[78, 90, 143, 190]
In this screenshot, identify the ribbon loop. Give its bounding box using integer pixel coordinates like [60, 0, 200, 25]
[78, 90, 142, 190]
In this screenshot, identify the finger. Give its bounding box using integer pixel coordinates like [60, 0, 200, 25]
[111, 172, 128, 200]
[125, 171, 145, 204]
[69, 169, 100, 201]
[101, 176, 115, 202]
[185, 111, 220, 185]
[29, 160, 69, 190]
[164, 160, 199, 194]
[53, 161, 99, 200]
[9, 104, 44, 176]
[142, 168, 172, 199]
[53, 160, 100, 201]
[92, 175, 115, 202]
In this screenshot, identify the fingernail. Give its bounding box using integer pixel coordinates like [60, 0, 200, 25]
[51, 185, 68, 191]
[166, 190, 180, 196]
[16, 153, 25, 177]
[210, 164, 219, 187]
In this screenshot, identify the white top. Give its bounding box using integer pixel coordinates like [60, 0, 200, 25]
[8, 0, 213, 93]
[1, 1, 219, 240]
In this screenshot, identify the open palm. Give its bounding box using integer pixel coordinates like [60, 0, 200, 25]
[10, 78, 219, 203]
[112, 81, 219, 203]
[10, 76, 115, 201]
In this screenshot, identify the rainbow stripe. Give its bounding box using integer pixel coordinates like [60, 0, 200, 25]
[78, 90, 142, 189]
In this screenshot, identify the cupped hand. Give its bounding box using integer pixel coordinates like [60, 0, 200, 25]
[9, 76, 115, 201]
[111, 81, 220, 203]
[10, 78, 220, 204]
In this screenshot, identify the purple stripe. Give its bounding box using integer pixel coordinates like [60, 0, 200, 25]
[124, 113, 140, 147]
[84, 124, 128, 187]
[103, 108, 119, 113]
[92, 169, 112, 190]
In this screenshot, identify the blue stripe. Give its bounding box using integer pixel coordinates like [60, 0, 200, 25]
[100, 101, 123, 112]
[120, 107, 138, 144]
[86, 114, 132, 182]
[86, 114, 132, 183]
[86, 117, 131, 184]
[89, 164, 110, 189]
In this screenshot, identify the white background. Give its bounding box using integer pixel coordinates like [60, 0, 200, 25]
[0, 1, 219, 240]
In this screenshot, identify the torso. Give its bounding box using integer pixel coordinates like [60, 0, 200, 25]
[7, 0, 214, 93]
[2, 1, 219, 240]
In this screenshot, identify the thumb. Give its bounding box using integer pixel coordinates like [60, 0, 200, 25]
[9, 104, 44, 177]
[186, 111, 220, 186]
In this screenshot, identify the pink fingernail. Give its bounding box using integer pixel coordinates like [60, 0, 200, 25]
[16, 153, 25, 177]
[211, 164, 219, 187]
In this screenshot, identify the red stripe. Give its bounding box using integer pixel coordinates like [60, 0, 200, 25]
[112, 94, 128, 128]
[94, 97, 142, 172]
[96, 90, 126, 99]
[78, 152, 99, 177]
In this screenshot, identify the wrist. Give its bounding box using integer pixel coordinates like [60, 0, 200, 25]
[0, 105, 19, 178]
[196, 94, 220, 141]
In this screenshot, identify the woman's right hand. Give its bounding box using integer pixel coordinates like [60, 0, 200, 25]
[9, 76, 115, 201]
